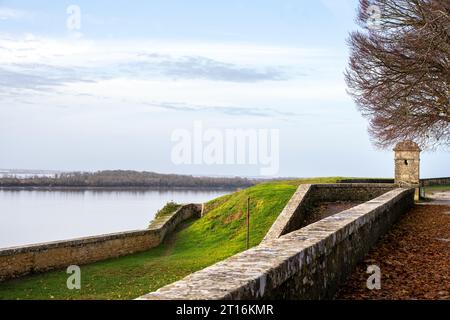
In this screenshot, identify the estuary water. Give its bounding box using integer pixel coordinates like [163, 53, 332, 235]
[0, 188, 230, 249]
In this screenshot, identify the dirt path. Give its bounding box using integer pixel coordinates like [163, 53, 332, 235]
[425, 190, 450, 205]
[336, 204, 450, 300]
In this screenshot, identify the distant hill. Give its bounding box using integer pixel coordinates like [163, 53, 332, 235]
[0, 170, 254, 189]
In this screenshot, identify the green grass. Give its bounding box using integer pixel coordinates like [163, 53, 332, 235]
[0, 177, 345, 300]
[424, 185, 450, 192]
[151, 201, 182, 226]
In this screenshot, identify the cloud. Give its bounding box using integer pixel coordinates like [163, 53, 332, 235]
[123, 54, 290, 82]
[0, 35, 320, 89]
[0, 35, 339, 121]
[47, 92, 302, 119]
[141, 101, 300, 118]
[0, 57, 290, 95]
[0, 64, 94, 93]
[0, 7, 27, 20]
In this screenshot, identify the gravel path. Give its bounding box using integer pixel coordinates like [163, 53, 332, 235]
[425, 190, 450, 205]
[336, 204, 450, 300]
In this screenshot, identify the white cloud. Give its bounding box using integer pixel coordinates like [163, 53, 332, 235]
[0, 33, 349, 118]
[0, 7, 28, 20]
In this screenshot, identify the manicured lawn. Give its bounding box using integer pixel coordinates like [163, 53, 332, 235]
[0, 177, 345, 300]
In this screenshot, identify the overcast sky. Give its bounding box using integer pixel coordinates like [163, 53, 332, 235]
[0, 0, 448, 178]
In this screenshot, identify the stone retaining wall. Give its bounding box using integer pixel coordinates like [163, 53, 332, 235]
[0, 203, 201, 281]
[308, 183, 397, 203]
[338, 179, 395, 184]
[139, 188, 414, 300]
[263, 183, 396, 242]
[420, 177, 450, 187]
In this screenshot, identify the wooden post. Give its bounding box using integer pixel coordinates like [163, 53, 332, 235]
[419, 180, 425, 199]
[246, 197, 250, 249]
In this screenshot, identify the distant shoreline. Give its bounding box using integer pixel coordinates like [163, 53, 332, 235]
[0, 170, 254, 190]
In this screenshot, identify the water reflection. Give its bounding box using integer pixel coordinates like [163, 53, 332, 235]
[0, 188, 232, 249]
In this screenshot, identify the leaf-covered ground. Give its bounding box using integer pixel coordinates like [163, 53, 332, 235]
[336, 204, 450, 300]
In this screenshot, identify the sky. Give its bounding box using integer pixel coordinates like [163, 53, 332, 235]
[0, 0, 448, 178]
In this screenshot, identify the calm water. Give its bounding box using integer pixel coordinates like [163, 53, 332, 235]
[0, 189, 230, 249]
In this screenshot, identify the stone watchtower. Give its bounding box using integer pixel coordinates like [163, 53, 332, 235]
[394, 140, 421, 198]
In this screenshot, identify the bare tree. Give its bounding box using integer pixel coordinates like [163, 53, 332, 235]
[345, 0, 449, 149]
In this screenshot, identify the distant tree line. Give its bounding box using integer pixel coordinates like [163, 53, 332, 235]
[0, 170, 254, 189]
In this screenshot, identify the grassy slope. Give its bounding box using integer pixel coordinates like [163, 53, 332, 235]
[0, 177, 344, 300]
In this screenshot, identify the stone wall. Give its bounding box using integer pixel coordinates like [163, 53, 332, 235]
[308, 183, 396, 202]
[420, 177, 450, 187]
[138, 188, 414, 300]
[263, 183, 396, 242]
[338, 179, 395, 184]
[0, 204, 201, 281]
